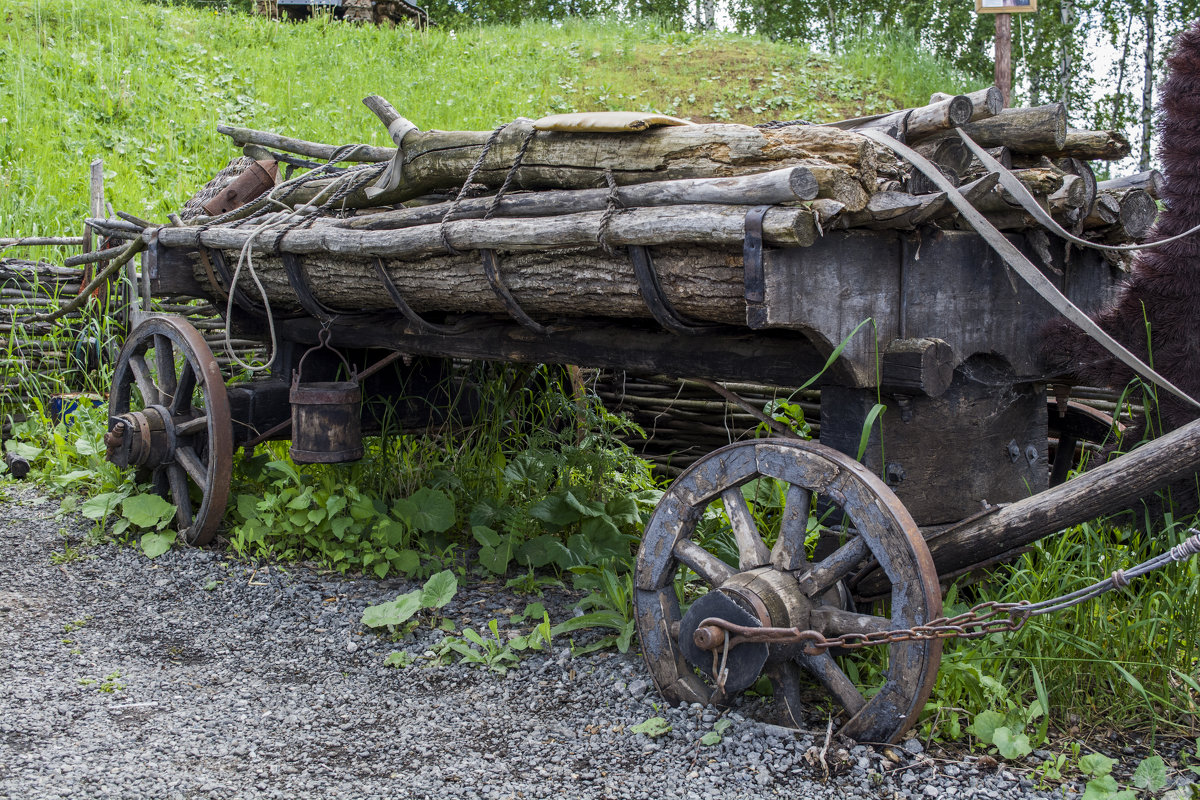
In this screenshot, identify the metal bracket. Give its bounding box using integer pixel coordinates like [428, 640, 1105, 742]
[629, 245, 718, 336]
[743, 205, 769, 303]
[479, 249, 548, 335]
[374, 257, 464, 336]
[202, 247, 263, 317]
[280, 252, 338, 324]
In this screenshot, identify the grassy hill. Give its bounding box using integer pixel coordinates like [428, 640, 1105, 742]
[0, 0, 984, 236]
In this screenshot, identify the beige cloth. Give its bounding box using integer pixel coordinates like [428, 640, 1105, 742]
[532, 112, 693, 133]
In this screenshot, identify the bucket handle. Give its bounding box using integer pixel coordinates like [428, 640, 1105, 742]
[292, 328, 358, 388]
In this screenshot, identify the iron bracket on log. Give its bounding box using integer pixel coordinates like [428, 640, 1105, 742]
[629, 245, 718, 336]
[281, 252, 371, 324]
[374, 257, 465, 336]
[201, 246, 264, 318]
[479, 249, 548, 336]
[742, 205, 769, 329]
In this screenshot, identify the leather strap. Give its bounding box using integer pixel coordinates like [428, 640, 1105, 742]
[860, 128, 1200, 411]
[954, 129, 1200, 253]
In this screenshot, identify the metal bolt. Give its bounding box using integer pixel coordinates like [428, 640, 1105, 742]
[1025, 445, 1039, 465]
[885, 462, 906, 485]
[1007, 440, 1021, 463]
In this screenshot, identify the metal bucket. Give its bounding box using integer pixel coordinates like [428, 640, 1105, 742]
[289, 333, 364, 463]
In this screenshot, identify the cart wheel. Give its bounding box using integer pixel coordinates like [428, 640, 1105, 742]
[634, 439, 942, 743]
[105, 316, 233, 545]
[1047, 398, 1122, 486]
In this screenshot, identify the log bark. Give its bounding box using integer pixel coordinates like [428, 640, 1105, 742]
[1040, 128, 1132, 161]
[914, 103, 1068, 152]
[929, 87, 1005, 122]
[190, 244, 749, 325]
[1098, 170, 1165, 199]
[338, 167, 820, 231]
[217, 124, 394, 163]
[290, 120, 880, 210]
[162, 203, 824, 257]
[1084, 188, 1157, 240]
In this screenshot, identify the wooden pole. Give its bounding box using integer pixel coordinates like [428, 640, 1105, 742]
[995, 13, 1013, 107]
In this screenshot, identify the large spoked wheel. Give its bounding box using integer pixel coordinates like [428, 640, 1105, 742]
[105, 316, 233, 545]
[634, 439, 942, 744]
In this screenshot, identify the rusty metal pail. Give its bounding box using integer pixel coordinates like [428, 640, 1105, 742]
[289, 332, 364, 464]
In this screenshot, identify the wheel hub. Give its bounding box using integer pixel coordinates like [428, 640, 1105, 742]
[105, 404, 176, 469]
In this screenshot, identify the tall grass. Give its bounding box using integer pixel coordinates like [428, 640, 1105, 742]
[936, 516, 1200, 738]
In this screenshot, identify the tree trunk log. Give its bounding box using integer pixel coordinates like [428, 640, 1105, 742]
[913, 103, 1068, 153]
[338, 167, 820, 230]
[291, 120, 881, 210]
[217, 124, 394, 163]
[162, 203, 824, 258]
[189, 244, 749, 325]
[929, 87, 1005, 122]
[1040, 128, 1132, 161]
[1098, 170, 1165, 199]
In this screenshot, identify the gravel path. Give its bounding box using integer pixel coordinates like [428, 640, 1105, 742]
[0, 485, 1162, 800]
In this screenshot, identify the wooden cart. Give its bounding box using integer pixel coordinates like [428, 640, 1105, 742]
[105, 208, 1199, 743]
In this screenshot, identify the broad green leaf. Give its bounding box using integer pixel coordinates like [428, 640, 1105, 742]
[324, 495, 347, 517]
[478, 541, 513, 575]
[551, 610, 627, 636]
[140, 530, 176, 559]
[630, 717, 671, 737]
[373, 561, 390, 579]
[361, 591, 422, 628]
[471, 525, 502, 548]
[384, 651, 413, 668]
[52, 469, 96, 487]
[74, 437, 100, 456]
[391, 549, 421, 575]
[529, 494, 582, 528]
[1081, 775, 1136, 800]
[331, 516, 355, 538]
[517, 534, 570, 568]
[236, 493, 260, 520]
[714, 719, 732, 734]
[564, 490, 604, 518]
[700, 731, 721, 746]
[420, 570, 457, 609]
[1079, 753, 1117, 778]
[7, 441, 42, 460]
[81, 492, 123, 521]
[121, 494, 176, 529]
[993, 727, 1031, 760]
[967, 710, 1005, 745]
[392, 487, 455, 533]
[604, 495, 640, 527]
[1132, 755, 1166, 792]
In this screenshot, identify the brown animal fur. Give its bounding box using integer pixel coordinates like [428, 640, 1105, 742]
[1042, 22, 1200, 444]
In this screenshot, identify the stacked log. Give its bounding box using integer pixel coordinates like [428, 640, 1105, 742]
[174, 91, 1153, 330]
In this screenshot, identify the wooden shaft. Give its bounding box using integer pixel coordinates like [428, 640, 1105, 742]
[922, 415, 1200, 581]
[217, 124, 394, 163]
[995, 14, 1012, 106]
[162, 203, 824, 257]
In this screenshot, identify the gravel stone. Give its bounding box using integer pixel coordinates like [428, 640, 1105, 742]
[0, 485, 1141, 800]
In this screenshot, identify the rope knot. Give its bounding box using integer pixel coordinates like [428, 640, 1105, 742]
[1170, 530, 1200, 561]
[1110, 569, 1129, 589]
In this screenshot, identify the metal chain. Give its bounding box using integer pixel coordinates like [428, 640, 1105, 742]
[701, 529, 1200, 657]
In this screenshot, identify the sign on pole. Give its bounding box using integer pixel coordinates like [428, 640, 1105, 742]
[976, 0, 1037, 12]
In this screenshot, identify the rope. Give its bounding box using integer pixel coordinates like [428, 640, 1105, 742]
[484, 127, 538, 221]
[597, 169, 623, 257]
[440, 123, 510, 255]
[1016, 528, 1200, 618]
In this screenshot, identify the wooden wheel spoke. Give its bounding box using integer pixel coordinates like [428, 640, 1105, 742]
[810, 608, 892, 639]
[174, 415, 209, 437]
[771, 484, 812, 571]
[764, 660, 807, 728]
[795, 536, 870, 597]
[128, 355, 159, 406]
[154, 335, 178, 407]
[798, 651, 868, 717]
[720, 486, 769, 569]
[673, 539, 735, 586]
[167, 464, 195, 530]
[176, 446, 209, 490]
[170, 360, 197, 416]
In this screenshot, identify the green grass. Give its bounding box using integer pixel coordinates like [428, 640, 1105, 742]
[1, 0, 984, 239]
